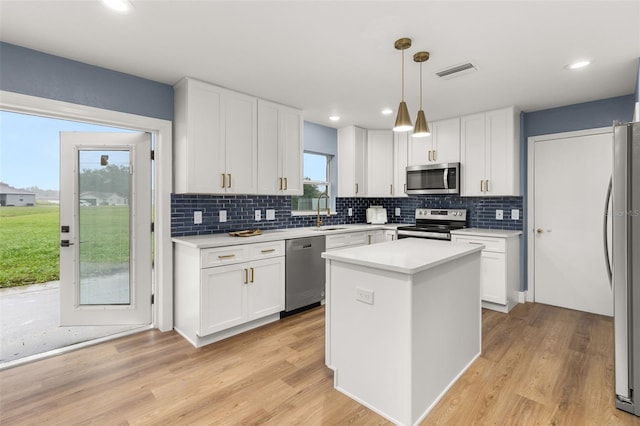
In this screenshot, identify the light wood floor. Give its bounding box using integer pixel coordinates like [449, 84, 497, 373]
[1, 303, 638, 425]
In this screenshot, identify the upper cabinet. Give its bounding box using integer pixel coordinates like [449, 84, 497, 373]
[337, 126, 367, 197]
[460, 106, 520, 196]
[407, 118, 460, 166]
[174, 78, 302, 196]
[393, 132, 409, 197]
[367, 130, 394, 197]
[257, 100, 303, 195]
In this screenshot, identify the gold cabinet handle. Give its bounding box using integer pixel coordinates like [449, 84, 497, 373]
[390, 184, 393, 195]
[227, 174, 232, 188]
[284, 177, 288, 190]
[250, 267, 254, 283]
[244, 268, 248, 284]
[221, 173, 226, 189]
[480, 180, 484, 192]
[485, 180, 489, 193]
[536, 228, 544, 234]
[433, 150, 437, 161]
[428, 150, 432, 162]
[261, 248, 276, 253]
[355, 183, 359, 194]
[279, 177, 283, 190]
[218, 254, 236, 260]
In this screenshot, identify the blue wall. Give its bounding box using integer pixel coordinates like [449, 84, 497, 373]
[0, 42, 173, 120]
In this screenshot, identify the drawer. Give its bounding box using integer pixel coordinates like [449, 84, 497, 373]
[248, 241, 285, 260]
[201, 245, 247, 268]
[452, 236, 505, 252]
[326, 231, 367, 250]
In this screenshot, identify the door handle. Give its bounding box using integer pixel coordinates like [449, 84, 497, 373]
[284, 177, 288, 190]
[433, 150, 437, 161]
[60, 240, 74, 247]
[428, 150, 432, 162]
[221, 173, 226, 189]
[244, 268, 248, 284]
[250, 267, 254, 283]
[279, 177, 283, 190]
[227, 174, 232, 188]
[355, 183, 359, 194]
[536, 228, 544, 234]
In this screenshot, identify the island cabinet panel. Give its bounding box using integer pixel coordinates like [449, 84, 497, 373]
[174, 240, 285, 348]
[323, 238, 483, 426]
[451, 230, 521, 313]
[257, 99, 303, 195]
[174, 77, 266, 195]
[460, 106, 520, 196]
[337, 126, 367, 197]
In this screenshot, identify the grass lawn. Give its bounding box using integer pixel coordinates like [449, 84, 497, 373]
[0, 203, 130, 288]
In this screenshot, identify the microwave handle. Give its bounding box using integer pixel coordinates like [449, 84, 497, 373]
[443, 168, 449, 190]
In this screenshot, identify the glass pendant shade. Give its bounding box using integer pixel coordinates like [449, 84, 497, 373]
[413, 110, 431, 137]
[394, 101, 413, 132]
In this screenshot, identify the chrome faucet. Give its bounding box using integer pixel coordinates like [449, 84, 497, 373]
[316, 192, 330, 228]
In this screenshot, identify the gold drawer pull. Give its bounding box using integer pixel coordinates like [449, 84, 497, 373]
[218, 254, 236, 259]
[244, 268, 248, 284]
[261, 249, 276, 253]
[250, 267, 254, 283]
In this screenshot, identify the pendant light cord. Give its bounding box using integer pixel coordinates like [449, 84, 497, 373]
[419, 62, 423, 110]
[401, 48, 405, 102]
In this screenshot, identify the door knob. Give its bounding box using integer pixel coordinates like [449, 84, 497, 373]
[536, 228, 543, 234]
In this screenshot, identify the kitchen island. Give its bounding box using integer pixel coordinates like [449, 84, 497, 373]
[322, 238, 483, 426]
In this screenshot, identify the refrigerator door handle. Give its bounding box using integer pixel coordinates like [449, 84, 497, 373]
[604, 176, 613, 287]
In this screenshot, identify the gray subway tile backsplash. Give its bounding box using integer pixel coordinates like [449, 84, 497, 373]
[171, 194, 523, 237]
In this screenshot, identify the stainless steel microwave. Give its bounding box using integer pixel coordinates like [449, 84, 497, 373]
[406, 162, 460, 195]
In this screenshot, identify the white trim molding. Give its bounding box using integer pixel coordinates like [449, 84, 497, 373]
[0, 90, 174, 332]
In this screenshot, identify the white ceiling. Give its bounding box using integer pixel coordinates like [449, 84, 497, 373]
[1, 1, 639, 129]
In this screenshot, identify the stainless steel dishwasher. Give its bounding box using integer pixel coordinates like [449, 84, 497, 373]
[284, 235, 326, 314]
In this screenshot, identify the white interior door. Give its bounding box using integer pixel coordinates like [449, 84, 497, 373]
[60, 132, 152, 325]
[533, 130, 613, 316]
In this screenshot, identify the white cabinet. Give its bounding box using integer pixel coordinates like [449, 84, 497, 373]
[451, 230, 520, 313]
[337, 126, 367, 197]
[174, 240, 285, 347]
[365, 230, 384, 245]
[174, 78, 258, 194]
[325, 229, 384, 250]
[460, 107, 520, 196]
[367, 130, 394, 197]
[257, 99, 303, 195]
[383, 229, 397, 241]
[408, 118, 460, 166]
[393, 132, 409, 197]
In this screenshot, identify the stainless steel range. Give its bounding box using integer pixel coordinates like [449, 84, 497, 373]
[397, 208, 467, 241]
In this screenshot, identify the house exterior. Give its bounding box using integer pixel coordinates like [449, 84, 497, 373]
[80, 191, 128, 206]
[0, 183, 35, 206]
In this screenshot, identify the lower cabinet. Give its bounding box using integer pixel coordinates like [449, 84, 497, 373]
[451, 231, 520, 312]
[175, 240, 285, 347]
[383, 229, 397, 241]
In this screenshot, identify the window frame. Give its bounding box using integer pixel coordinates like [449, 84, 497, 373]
[291, 151, 334, 216]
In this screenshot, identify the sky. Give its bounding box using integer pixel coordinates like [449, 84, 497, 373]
[0, 111, 131, 190]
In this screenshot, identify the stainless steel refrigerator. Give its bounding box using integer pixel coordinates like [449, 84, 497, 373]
[610, 121, 640, 416]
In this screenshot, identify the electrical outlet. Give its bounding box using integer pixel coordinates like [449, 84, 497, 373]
[496, 209, 504, 220]
[255, 210, 261, 221]
[395, 208, 401, 217]
[194, 211, 202, 224]
[219, 210, 227, 223]
[356, 288, 374, 305]
[511, 209, 520, 220]
[348, 208, 353, 217]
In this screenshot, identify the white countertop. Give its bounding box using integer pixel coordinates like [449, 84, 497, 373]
[451, 228, 522, 238]
[172, 223, 403, 249]
[321, 238, 484, 275]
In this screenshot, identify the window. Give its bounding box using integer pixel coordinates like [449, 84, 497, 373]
[292, 152, 332, 213]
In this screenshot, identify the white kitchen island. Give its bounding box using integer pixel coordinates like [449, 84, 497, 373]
[322, 238, 483, 426]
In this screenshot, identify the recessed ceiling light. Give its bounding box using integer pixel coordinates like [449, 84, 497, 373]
[329, 115, 341, 122]
[566, 60, 591, 70]
[101, 0, 134, 13]
[381, 108, 393, 115]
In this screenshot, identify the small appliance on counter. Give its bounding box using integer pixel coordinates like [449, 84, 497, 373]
[366, 206, 388, 224]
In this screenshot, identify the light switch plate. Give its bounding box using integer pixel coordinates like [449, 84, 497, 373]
[511, 209, 520, 220]
[255, 210, 261, 221]
[395, 208, 401, 216]
[266, 209, 275, 220]
[194, 211, 202, 224]
[496, 209, 504, 220]
[219, 210, 227, 223]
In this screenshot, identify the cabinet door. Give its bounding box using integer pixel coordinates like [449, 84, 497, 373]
[481, 251, 507, 305]
[337, 127, 357, 197]
[224, 91, 258, 194]
[393, 132, 408, 196]
[460, 113, 487, 196]
[367, 130, 394, 197]
[354, 126, 367, 196]
[384, 230, 397, 242]
[200, 263, 246, 336]
[247, 257, 285, 321]
[485, 108, 519, 196]
[281, 107, 303, 195]
[257, 100, 281, 194]
[407, 133, 432, 166]
[431, 117, 460, 164]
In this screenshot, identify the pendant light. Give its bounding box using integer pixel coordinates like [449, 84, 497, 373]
[393, 38, 413, 132]
[413, 51, 431, 137]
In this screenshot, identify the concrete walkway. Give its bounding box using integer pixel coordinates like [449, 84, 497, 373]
[0, 282, 145, 363]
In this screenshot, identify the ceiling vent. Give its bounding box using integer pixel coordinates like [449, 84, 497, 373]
[435, 62, 478, 79]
